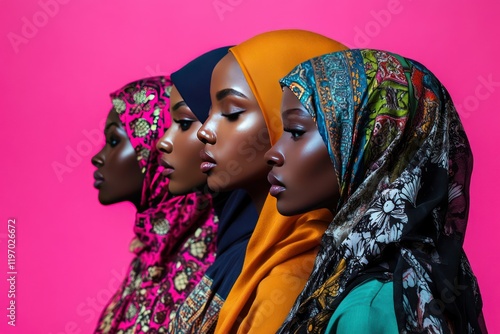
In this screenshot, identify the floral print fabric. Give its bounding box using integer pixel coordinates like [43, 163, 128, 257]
[94, 76, 218, 333]
[278, 50, 486, 333]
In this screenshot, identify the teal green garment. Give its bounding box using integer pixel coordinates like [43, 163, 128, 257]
[325, 279, 398, 334]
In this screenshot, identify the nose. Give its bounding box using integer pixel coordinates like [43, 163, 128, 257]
[197, 118, 216, 145]
[264, 142, 284, 167]
[91, 149, 105, 168]
[156, 131, 173, 154]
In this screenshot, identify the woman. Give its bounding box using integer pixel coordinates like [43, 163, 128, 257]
[266, 49, 486, 333]
[91, 76, 217, 333]
[160, 47, 259, 334]
[194, 30, 347, 333]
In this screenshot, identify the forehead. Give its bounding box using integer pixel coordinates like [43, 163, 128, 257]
[106, 108, 121, 124]
[211, 53, 248, 90]
[281, 87, 305, 112]
[169, 85, 182, 102]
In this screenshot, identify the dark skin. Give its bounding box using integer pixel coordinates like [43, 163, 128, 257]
[91, 109, 144, 209]
[156, 85, 207, 195]
[197, 53, 271, 212]
[265, 88, 340, 216]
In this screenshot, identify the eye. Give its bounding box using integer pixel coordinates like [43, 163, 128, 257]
[107, 135, 120, 147]
[174, 119, 194, 131]
[283, 128, 305, 140]
[221, 109, 245, 122]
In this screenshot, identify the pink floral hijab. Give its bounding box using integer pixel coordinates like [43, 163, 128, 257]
[95, 76, 218, 333]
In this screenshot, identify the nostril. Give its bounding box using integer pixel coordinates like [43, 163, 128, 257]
[267, 159, 277, 167]
[91, 155, 103, 167]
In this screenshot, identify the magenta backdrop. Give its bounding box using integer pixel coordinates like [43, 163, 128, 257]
[1, 0, 498, 333]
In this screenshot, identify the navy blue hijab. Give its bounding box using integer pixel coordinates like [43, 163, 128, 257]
[170, 47, 259, 332]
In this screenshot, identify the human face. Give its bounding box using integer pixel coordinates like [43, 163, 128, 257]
[197, 53, 271, 198]
[91, 110, 144, 208]
[156, 85, 207, 195]
[264, 88, 340, 216]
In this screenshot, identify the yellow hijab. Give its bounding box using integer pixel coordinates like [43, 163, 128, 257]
[215, 30, 348, 334]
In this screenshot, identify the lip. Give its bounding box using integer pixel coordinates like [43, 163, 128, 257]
[199, 150, 217, 174]
[93, 171, 104, 189]
[267, 172, 286, 197]
[159, 156, 175, 177]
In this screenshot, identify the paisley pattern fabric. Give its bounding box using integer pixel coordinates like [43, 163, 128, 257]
[166, 48, 258, 333]
[95, 77, 218, 333]
[278, 50, 486, 333]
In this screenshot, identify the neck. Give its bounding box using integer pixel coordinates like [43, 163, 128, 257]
[245, 181, 271, 214]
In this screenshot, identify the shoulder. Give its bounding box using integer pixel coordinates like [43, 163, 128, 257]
[326, 279, 399, 334]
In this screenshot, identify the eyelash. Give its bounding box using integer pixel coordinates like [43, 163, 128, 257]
[107, 136, 119, 147]
[221, 110, 245, 121]
[174, 120, 194, 131]
[283, 128, 305, 140]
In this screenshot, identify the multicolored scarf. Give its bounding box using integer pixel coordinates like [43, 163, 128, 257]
[95, 76, 218, 333]
[278, 50, 486, 333]
[214, 30, 345, 334]
[165, 48, 259, 334]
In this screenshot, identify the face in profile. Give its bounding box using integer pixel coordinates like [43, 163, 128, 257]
[91, 110, 144, 207]
[197, 53, 270, 194]
[156, 85, 207, 195]
[265, 88, 340, 216]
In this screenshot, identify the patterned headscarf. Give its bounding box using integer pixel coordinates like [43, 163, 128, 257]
[95, 76, 218, 333]
[214, 30, 345, 334]
[278, 50, 486, 333]
[169, 48, 259, 334]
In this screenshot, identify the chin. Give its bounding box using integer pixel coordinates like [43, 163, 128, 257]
[98, 197, 115, 206]
[206, 176, 233, 193]
[277, 201, 304, 217]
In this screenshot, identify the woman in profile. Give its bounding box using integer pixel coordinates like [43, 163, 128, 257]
[265, 49, 486, 333]
[191, 30, 346, 333]
[91, 76, 217, 333]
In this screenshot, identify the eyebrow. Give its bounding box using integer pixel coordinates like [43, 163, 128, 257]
[216, 88, 248, 101]
[172, 101, 187, 112]
[104, 122, 120, 131]
[282, 108, 310, 118]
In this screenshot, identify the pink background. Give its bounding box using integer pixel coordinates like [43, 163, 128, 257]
[1, 0, 498, 332]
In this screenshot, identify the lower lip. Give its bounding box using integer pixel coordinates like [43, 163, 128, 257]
[161, 168, 174, 177]
[94, 179, 103, 189]
[200, 162, 216, 173]
[269, 185, 286, 197]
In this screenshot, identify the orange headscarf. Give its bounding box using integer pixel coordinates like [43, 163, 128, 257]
[214, 30, 347, 334]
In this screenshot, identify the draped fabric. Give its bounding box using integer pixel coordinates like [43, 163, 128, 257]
[167, 49, 258, 334]
[172, 46, 232, 123]
[95, 76, 218, 333]
[278, 50, 486, 333]
[214, 30, 346, 333]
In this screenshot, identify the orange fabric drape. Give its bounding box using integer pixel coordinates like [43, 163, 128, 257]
[215, 29, 347, 334]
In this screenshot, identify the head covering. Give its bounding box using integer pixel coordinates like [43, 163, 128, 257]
[214, 30, 347, 334]
[278, 50, 486, 333]
[167, 49, 259, 333]
[95, 76, 218, 333]
[172, 46, 231, 122]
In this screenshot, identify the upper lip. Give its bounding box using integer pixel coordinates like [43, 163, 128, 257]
[267, 172, 284, 187]
[159, 155, 174, 169]
[199, 150, 216, 163]
[94, 171, 104, 181]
